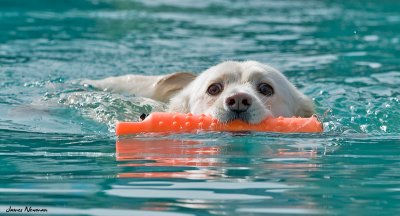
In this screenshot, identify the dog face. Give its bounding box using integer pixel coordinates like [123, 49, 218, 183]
[169, 61, 314, 124]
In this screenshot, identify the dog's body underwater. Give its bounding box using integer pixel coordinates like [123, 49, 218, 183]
[83, 61, 314, 123]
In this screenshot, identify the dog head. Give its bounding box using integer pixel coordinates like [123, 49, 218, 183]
[168, 61, 314, 123]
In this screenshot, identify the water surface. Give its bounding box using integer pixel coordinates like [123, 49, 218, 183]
[1, 0, 399, 215]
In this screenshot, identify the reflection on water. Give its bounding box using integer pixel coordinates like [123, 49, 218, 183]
[116, 135, 319, 180]
[116, 138, 220, 179]
[112, 134, 325, 214]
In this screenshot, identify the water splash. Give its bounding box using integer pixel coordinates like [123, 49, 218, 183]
[55, 91, 167, 132]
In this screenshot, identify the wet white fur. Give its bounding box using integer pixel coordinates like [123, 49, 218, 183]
[169, 61, 314, 123]
[83, 61, 314, 123]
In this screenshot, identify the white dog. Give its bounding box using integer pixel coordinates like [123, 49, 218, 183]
[83, 61, 314, 123]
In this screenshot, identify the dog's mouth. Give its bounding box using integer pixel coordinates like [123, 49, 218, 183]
[213, 108, 269, 124]
[222, 111, 252, 123]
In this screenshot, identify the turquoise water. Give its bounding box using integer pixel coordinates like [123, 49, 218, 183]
[1, 0, 400, 215]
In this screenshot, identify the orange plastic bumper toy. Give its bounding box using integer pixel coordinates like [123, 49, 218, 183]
[115, 112, 323, 135]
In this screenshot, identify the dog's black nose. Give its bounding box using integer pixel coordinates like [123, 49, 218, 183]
[225, 93, 252, 112]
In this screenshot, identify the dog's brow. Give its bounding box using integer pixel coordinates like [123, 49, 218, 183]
[210, 72, 238, 84]
[244, 71, 265, 81]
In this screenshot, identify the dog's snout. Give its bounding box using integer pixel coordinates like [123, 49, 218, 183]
[225, 93, 252, 112]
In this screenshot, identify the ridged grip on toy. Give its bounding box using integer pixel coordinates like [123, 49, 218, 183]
[115, 112, 323, 135]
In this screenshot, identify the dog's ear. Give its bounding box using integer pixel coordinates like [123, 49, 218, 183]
[152, 72, 196, 103]
[295, 96, 315, 117]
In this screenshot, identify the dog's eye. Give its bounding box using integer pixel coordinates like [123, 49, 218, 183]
[207, 83, 223, 96]
[258, 83, 274, 96]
